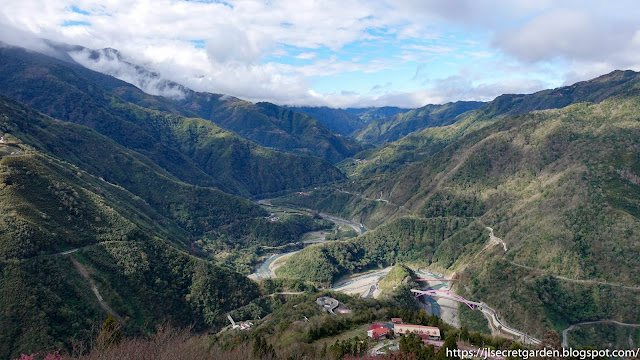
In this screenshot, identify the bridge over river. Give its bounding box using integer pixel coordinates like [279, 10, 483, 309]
[411, 289, 541, 346]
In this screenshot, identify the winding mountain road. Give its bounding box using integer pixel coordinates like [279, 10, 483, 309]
[507, 261, 640, 291]
[562, 320, 640, 348]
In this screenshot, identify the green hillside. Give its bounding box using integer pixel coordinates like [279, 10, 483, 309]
[182, 98, 365, 164]
[277, 89, 640, 338]
[0, 46, 345, 197]
[0, 142, 260, 358]
[286, 106, 367, 135]
[0, 96, 266, 240]
[353, 101, 484, 145]
[343, 70, 640, 178]
[345, 106, 412, 122]
[63, 45, 364, 164]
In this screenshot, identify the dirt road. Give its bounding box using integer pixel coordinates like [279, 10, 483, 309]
[70, 257, 124, 323]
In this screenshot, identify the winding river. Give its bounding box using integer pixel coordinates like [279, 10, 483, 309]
[250, 210, 367, 280]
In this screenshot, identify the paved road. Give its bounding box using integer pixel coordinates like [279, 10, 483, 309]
[250, 211, 368, 280]
[508, 261, 640, 291]
[411, 289, 540, 345]
[320, 213, 367, 235]
[478, 302, 540, 345]
[562, 320, 640, 348]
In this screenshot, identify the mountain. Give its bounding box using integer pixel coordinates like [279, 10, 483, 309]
[345, 106, 413, 122]
[0, 45, 345, 197]
[352, 101, 485, 145]
[341, 70, 640, 178]
[0, 46, 350, 356]
[62, 45, 364, 163]
[64, 45, 191, 100]
[0, 97, 263, 357]
[276, 73, 640, 340]
[0, 95, 271, 243]
[286, 106, 367, 136]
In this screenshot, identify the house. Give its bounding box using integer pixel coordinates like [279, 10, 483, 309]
[367, 327, 389, 340]
[265, 214, 280, 222]
[368, 323, 383, 331]
[391, 318, 403, 324]
[239, 322, 253, 330]
[393, 324, 441, 340]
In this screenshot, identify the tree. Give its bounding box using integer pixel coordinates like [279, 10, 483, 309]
[507, 342, 526, 360]
[98, 313, 122, 349]
[253, 336, 276, 359]
[535, 331, 562, 360]
[460, 327, 470, 342]
[436, 333, 459, 360]
[320, 343, 328, 358]
[400, 333, 436, 360]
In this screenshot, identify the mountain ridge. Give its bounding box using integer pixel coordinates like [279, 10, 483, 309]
[0, 45, 346, 197]
[61, 44, 365, 163]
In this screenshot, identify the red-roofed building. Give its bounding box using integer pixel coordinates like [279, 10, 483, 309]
[394, 324, 441, 340]
[368, 323, 383, 331]
[367, 327, 389, 340]
[391, 318, 403, 324]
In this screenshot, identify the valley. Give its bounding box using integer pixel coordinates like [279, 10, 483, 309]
[249, 204, 368, 280]
[2, 33, 640, 359]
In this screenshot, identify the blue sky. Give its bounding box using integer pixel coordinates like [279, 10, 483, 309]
[2, 0, 640, 107]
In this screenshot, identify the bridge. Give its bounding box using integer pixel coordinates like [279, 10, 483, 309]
[412, 289, 481, 309]
[411, 289, 541, 346]
[416, 278, 458, 282]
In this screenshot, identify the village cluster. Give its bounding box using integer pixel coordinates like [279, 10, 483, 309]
[367, 318, 441, 342]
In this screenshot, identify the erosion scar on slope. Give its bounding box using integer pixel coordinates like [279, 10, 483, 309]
[70, 257, 125, 324]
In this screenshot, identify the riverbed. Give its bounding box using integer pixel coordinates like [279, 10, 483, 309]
[414, 270, 460, 327]
[249, 211, 368, 280]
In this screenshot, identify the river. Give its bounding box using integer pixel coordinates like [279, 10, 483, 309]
[414, 270, 449, 318]
[250, 210, 368, 280]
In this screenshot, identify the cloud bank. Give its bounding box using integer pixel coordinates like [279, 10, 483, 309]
[1, 0, 639, 108]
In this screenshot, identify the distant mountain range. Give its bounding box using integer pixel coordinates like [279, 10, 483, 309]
[286, 106, 368, 136]
[351, 101, 485, 145]
[0, 45, 347, 197]
[40, 43, 364, 164]
[3, 38, 640, 356]
[275, 69, 640, 340]
[0, 43, 344, 357]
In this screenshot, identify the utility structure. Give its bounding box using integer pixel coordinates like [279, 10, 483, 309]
[227, 314, 236, 327]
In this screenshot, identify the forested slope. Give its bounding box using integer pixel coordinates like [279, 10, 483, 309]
[278, 87, 640, 339]
[0, 46, 345, 197]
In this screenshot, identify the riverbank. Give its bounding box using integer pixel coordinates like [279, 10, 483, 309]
[249, 206, 368, 280]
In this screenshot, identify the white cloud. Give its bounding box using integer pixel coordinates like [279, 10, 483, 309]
[295, 52, 316, 60]
[205, 23, 266, 65]
[0, 0, 639, 108]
